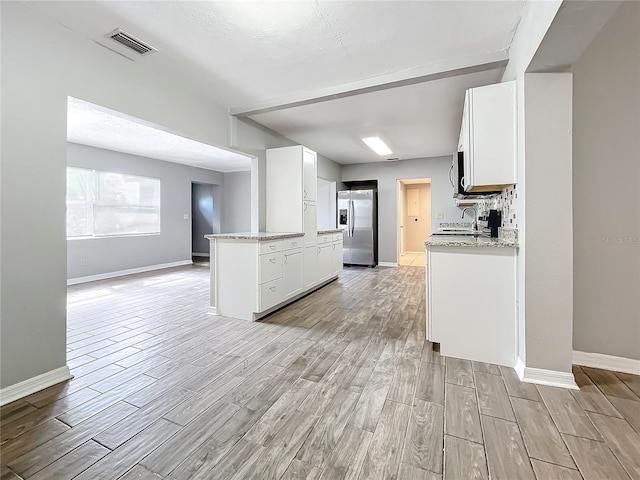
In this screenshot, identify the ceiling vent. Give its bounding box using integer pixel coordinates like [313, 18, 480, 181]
[107, 29, 156, 55]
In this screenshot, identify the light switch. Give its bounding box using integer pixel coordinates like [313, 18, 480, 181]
[183, 214, 189, 220]
[436, 212, 444, 219]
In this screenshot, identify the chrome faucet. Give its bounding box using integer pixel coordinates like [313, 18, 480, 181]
[461, 207, 478, 231]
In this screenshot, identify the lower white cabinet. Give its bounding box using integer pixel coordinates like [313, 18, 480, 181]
[209, 233, 342, 322]
[317, 243, 333, 282]
[282, 248, 303, 298]
[303, 245, 317, 289]
[332, 238, 343, 276]
[426, 245, 516, 367]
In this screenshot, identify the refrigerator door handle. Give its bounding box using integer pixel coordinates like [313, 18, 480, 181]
[350, 200, 355, 237]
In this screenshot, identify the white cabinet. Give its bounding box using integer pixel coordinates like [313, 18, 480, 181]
[303, 245, 317, 289]
[317, 243, 333, 282]
[303, 148, 317, 201]
[282, 248, 303, 298]
[266, 145, 318, 237]
[331, 237, 343, 276]
[426, 245, 516, 367]
[460, 81, 516, 193]
[303, 202, 317, 246]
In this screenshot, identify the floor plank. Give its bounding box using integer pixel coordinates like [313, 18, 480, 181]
[443, 435, 488, 480]
[582, 367, 639, 400]
[587, 411, 640, 478]
[530, 459, 582, 480]
[510, 397, 575, 469]
[562, 433, 631, 480]
[537, 385, 602, 441]
[474, 371, 515, 422]
[571, 372, 623, 417]
[402, 399, 444, 474]
[445, 358, 474, 388]
[358, 400, 411, 480]
[481, 415, 535, 480]
[444, 383, 483, 444]
[28, 440, 109, 480]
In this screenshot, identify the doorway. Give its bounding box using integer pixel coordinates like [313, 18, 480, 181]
[397, 178, 431, 266]
[191, 182, 220, 261]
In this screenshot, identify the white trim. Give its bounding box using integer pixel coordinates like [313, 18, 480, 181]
[192, 253, 210, 257]
[67, 260, 193, 285]
[515, 358, 578, 389]
[0, 366, 72, 406]
[378, 262, 399, 268]
[573, 350, 640, 375]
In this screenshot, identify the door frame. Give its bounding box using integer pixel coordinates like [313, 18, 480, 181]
[396, 178, 432, 265]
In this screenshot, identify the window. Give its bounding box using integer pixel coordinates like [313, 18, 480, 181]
[66, 167, 160, 238]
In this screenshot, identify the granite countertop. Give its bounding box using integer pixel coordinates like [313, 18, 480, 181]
[205, 232, 304, 241]
[425, 235, 518, 248]
[318, 229, 343, 235]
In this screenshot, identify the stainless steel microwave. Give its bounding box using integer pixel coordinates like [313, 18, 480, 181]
[450, 152, 500, 199]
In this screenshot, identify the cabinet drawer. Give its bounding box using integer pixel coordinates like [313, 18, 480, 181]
[260, 278, 283, 311]
[259, 239, 282, 254]
[333, 233, 343, 242]
[259, 251, 282, 284]
[318, 234, 332, 244]
[283, 237, 303, 251]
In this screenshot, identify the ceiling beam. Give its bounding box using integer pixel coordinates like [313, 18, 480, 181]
[230, 51, 509, 117]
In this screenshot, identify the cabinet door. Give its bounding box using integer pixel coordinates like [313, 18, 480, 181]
[331, 241, 343, 276]
[303, 245, 317, 289]
[317, 244, 333, 281]
[303, 202, 317, 246]
[303, 148, 317, 202]
[465, 81, 516, 191]
[282, 249, 303, 298]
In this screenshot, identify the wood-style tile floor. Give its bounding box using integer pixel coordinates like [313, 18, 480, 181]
[2, 263, 640, 480]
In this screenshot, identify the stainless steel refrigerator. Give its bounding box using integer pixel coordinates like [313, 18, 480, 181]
[338, 189, 378, 266]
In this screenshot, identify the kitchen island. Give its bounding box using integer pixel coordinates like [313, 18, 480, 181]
[425, 231, 518, 366]
[207, 230, 342, 321]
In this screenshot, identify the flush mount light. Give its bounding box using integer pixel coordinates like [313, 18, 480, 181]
[362, 136, 392, 156]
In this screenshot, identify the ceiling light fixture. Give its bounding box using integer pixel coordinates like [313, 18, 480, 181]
[362, 136, 392, 156]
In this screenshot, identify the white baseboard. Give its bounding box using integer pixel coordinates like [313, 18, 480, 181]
[67, 260, 193, 285]
[192, 253, 210, 257]
[0, 366, 72, 406]
[573, 350, 640, 375]
[378, 262, 399, 267]
[515, 358, 578, 390]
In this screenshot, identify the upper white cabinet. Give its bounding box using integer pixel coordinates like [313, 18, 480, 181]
[461, 81, 517, 193]
[266, 146, 318, 241]
[303, 148, 317, 201]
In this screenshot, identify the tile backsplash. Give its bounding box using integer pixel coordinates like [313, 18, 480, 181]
[474, 185, 519, 229]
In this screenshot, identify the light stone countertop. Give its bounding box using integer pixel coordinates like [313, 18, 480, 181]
[425, 235, 518, 248]
[318, 229, 343, 235]
[205, 232, 304, 241]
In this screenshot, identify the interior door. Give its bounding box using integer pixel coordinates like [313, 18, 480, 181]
[350, 190, 374, 266]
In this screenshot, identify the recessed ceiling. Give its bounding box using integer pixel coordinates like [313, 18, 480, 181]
[31, 1, 526, 165]
[67, 97, 252, 172]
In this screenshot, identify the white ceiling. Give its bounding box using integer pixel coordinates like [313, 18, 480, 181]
[39, 1, 526, 166]
[67, 98, 252, 172]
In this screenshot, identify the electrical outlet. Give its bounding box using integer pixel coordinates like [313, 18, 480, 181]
[436, 212, 444, 219]
[80, 259, 86, 266]
[183, 213, 189, 220]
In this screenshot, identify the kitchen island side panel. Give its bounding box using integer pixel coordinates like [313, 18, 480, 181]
[428, 246, 516, 367]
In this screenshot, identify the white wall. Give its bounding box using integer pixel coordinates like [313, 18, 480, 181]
[523, 73, 574, 373]
[342, 156, 460, 263]
[573, 1, 640, 360]
[67, 144, 225, 279]
[222, 171, 252, 233]
[0, 3, 291, 390]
